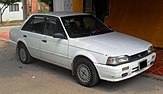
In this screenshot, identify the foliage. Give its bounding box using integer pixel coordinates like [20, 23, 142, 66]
[39, 0, 53, 12]
[0, 0, 21, 4]
[39, 0, 50, 4]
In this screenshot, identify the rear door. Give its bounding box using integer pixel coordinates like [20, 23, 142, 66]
[40, 16, 69, 67]
[21, 15, 45, 59]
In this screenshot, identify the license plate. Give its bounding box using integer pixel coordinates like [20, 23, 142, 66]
[139, 60, 147, 70]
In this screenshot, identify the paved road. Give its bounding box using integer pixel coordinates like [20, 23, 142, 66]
[0, 41, 163, 94]
[0, 26, 17, 33]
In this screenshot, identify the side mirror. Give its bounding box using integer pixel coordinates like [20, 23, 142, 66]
[53, 33, 66, 39]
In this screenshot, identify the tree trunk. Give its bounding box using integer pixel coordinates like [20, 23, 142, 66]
[0, 9, 2, 25]
[0, 4, 10, 25]
[0, 14, 2, 25]
[49, 0, 53, 12]
[22, 0, 27, 20]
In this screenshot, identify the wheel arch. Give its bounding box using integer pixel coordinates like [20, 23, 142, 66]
[16, 38, 28, 48]
[71, 53, 98, 75]
[16, 39, 28, 54]
[72, 54, 100, 86]
[17, 40, 33, 64]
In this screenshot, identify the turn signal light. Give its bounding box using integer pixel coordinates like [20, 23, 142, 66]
[122, 66, 129, 71]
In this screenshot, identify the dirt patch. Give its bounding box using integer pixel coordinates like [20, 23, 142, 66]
[0, 20, 22, 27]
[0, 40, 9, 48]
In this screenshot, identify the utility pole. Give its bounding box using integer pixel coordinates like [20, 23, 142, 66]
[0, 8, 2, 25]
[22, 0, 27, 20]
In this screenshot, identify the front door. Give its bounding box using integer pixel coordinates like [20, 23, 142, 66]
[40, 16, 69, 67]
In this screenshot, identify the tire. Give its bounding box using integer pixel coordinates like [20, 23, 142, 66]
[18, 44, 32, 64]
[74, 58, 99, 87]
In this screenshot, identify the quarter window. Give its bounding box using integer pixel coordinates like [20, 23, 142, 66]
[22, 16, 45, 34]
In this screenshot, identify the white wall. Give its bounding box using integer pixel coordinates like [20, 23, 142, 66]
[0, 2, 23, 21]
[64, 0, 72, 11]
[53, 0, 72, 12]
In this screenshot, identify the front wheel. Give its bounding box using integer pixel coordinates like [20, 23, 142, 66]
[74, 58, 99, 87]
[18, 44, 32, 64]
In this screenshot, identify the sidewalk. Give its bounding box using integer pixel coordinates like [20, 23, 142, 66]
[0, 28, 163, 81]
[143, 49, 163, 80]
[0, 32, 9, 41]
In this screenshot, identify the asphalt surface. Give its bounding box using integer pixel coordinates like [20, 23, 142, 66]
[0, 26, 163, 94]
[0, 42, 163, 94]
[0, 26, 16, 33]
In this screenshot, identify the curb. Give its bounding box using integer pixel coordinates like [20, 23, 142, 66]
[0, 38, 9, 42]
[141, 73, 163, 81]
[0, 24, 21, 27]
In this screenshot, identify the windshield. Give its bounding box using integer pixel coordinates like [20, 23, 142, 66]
[61, 15, 112, 38]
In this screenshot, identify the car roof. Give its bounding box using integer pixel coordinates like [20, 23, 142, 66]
[33, 12, 90, 17]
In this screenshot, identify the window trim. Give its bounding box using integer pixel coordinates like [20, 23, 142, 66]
[43, 16, 68, 39]
[21, 15, 46, 34]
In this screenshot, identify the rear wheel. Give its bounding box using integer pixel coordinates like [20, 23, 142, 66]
[74, 58, 99, 87]
[18, 44, 32, 64]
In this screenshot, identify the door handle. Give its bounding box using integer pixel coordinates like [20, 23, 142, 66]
[23, 35, 27, 38]
[42, 40, 47, 43]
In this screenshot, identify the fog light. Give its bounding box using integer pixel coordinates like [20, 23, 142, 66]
[122, 66, 129, 71]
[122, 73, 128, 77]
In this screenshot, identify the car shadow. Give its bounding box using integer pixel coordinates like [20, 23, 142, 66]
[31, 59, 75, 81]
[30, 59, 163, 93]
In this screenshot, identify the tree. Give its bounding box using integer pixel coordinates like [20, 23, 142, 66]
[39, 0, 53, 12]
[0, 0, 21, 24]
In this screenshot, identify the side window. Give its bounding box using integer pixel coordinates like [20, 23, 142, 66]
[44, 17, 66, 37]
[22, 16, 45, 34]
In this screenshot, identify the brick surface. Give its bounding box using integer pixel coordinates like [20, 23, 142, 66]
[32, 0, 38, 13]
[0, 32, 9, 40]
[145, 50, 163, 76]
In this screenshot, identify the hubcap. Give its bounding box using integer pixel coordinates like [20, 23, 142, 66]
[77, 64, 91, 83]
[19, 48, 26, 62]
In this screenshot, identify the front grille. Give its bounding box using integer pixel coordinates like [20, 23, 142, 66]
[129, 50, 149, 62]
[107, 50, 152, 66]
[132, 66, 139, 73]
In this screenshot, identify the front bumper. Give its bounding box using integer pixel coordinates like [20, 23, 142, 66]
[95, 52, 156, 82]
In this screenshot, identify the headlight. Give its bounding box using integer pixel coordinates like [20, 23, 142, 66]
[148, 46, 154, 53]
[107, 55, 129, 65]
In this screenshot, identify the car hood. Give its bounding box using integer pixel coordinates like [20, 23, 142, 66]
[69, 32, 152, 56]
